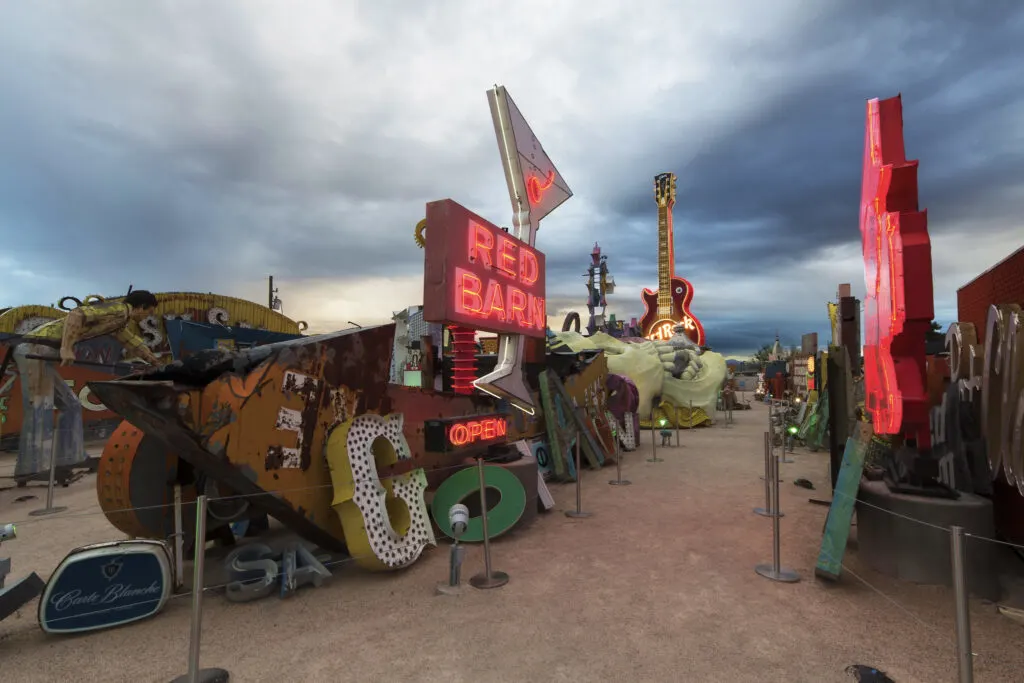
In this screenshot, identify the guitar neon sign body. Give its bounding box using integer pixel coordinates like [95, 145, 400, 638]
[859, 95, 934, 447]
[638, 173, 705, 346]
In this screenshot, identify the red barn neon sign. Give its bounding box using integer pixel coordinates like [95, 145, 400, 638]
[423, 199, 547, 337]
[859, 95, 934, 447]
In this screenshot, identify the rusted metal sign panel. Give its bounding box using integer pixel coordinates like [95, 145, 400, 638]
[90, 326, 396, 554]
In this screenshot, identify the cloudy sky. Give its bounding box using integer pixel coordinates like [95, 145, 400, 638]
[2, 1, 1022, 358]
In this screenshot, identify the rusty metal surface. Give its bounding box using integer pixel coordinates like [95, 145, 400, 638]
[89, 325, 397, 553]
[96, 420, 199, 540]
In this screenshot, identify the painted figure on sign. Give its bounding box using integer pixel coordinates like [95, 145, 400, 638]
[12, 290, 162, 479]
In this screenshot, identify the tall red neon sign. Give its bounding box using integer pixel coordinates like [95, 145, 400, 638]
[423, 199, 547, 338]
[859, 95, 934, 447]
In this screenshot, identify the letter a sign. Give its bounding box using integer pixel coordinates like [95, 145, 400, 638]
[476, 85, 573, 413]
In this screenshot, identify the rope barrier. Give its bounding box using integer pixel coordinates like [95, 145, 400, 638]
[2, 448, 538, 529]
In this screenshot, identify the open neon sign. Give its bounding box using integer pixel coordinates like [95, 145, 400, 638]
[423, 413, 509, 452]
[448, 417, 508, 447]
[423, 199, 547, 338]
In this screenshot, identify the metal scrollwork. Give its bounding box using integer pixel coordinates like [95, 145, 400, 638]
[208, 307, 230, 325]
[57, 296, 83, 311]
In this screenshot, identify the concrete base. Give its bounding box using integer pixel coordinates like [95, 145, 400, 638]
[857, 479, 1000, 600]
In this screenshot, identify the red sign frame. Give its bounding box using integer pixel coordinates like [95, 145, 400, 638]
[422, 199, 547, 337]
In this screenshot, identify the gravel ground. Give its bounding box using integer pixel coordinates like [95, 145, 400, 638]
[2, 402, 1023, 682]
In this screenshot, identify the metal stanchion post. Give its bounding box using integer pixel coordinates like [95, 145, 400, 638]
[754, 431, 783, 518]
[609, 426, 631, 486]
[755, 451, 799, 583]
[170, 495, 229, 683]
[30, 428, 68, 517]
[470, 457, 509, 589]
[566, 436, 593, 518]
[951, 526, 974, 683]
[674, 407, 680, 447]
[173, 484, 185, 591]
[780, 400, 794, 463]
[647, 412, 662, 462]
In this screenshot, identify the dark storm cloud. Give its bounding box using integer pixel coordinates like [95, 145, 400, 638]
[595, 2, 1024, 289]
[1, 1, 1021, 357]
[0, 2, 500, 295]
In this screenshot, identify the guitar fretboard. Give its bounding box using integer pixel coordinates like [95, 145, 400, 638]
[657, 202, 674, 317]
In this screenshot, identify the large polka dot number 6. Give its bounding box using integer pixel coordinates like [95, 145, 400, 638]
[326, 413, 436, 571]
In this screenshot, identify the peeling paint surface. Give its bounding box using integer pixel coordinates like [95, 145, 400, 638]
[267, 407, 305, 470]
[89, 324, 399, 553]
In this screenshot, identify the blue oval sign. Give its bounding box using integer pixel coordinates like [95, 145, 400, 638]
[39, 540, 171, 634]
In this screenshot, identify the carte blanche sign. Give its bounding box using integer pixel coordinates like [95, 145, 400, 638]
[39, 540, 171, 634]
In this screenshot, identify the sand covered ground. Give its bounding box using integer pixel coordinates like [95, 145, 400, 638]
[2, 402, 1024, 682]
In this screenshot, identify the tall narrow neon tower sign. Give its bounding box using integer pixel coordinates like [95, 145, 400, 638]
[859, 94, 934, 448]
[474, 86, 573, 414]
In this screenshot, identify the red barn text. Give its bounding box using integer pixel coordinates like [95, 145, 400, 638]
[422, 199, 547, 337]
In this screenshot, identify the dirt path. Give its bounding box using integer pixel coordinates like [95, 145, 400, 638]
[2, 403, 1023, 682]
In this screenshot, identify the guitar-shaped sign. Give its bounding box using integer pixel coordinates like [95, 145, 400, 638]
[639, 173, 705, 346]
[859, 95, 934, 447]
[475, 85, 572, 414]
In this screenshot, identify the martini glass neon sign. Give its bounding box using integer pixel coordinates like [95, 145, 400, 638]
[526, 171, 555, 205]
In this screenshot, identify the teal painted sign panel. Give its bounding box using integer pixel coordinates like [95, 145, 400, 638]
[815, 422, 873, 581]
[538, 370, 577, 481]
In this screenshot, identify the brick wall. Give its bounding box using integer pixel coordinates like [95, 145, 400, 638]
[956, 243, 1024, 544]
[957, 245, 1024, 340]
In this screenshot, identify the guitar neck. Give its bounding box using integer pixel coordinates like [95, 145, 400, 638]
[657, 202, 674, 316]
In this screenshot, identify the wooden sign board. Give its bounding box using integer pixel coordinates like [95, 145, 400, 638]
[563, 352, 609, 419]
[548, 371, 605, 469]
[815, 421, 874, 581]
